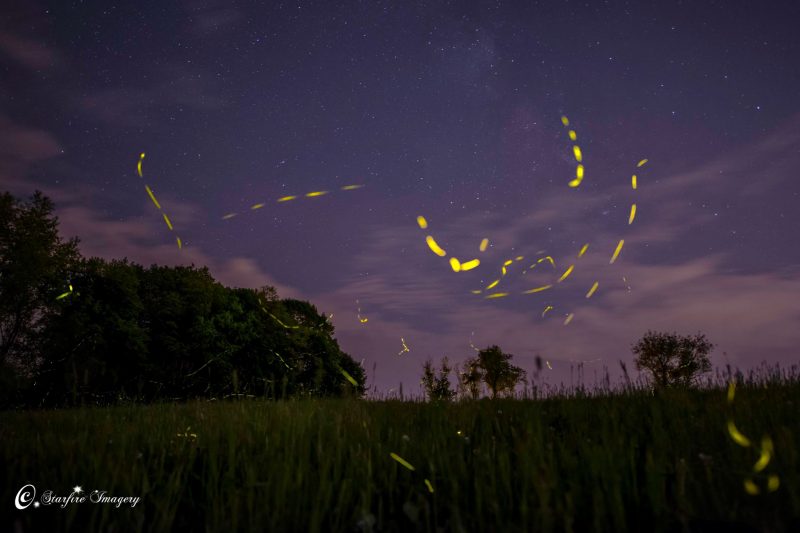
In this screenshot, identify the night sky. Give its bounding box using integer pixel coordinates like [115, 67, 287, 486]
[3, 0, 799, 394]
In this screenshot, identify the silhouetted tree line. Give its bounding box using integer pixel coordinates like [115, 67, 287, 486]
[421, 345, 527, 400]
[0, 191, 365, 407]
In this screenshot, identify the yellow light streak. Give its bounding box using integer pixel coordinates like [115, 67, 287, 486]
[485, 292, 509, 299]
[222, 213, 237, 220]
[390, 452, 415, 471]
[424, 479, 434, 493]
[767, 475, 780, 492]
[743, 479, 760, 495]
[609, 239, 625, 264]
[176, 237, 182, 249]
[727, 420, 752, 448]
[341, 184, 364, 190]
[305, 191, 328, 197]
[585, 281, 599, 298]
[486, 279, 500, 290]
[266, 311, 299, 329]
[479, 238, 489, 252]
[542, 305, 553, 317]
[162, 213, 173, 230]
[753, 436, 773, 472]
[341, 369, 358, 387]
[727, 381, 736, 404]
[558, 264, 574, 282]
[561, 115, 569, 126]
[572, 145, 583, 163]
[461, 259, 480, 271]
[145, 185, 161, 210]
[578, 243, 589, 257]
[449, 257, 461, 272]
[637, 159, 648, 167]
[416, 215, 428, 229]
[137, 152, 145, 177]
[523, 284, 552, 294]
[426, 236, 447, 257]
[631, 175, 638, 190]
[628, 204, 637, 225]
[251, 203, 265, 210]
[274, 351, 291, 369]
[277, 196, 297, 202]
[568, 130, 577, 141]
[563, 313, 574, 325]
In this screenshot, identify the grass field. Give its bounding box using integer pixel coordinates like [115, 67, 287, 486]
[3, 374, 799, 532]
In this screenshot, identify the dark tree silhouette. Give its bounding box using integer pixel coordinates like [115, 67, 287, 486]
[478, 345, 526, 399]
[0, 191, 80, 395]
[2, 190, 366, 406]
[421, 356, 455, 401]
[632, 330, 713, 388]
[458, 356, 484, 400]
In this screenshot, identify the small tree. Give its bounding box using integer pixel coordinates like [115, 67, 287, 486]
[632, 330, 713, 388]
[457, 356, 484, 400]
[0, 191, 80, 372]
[477, 345, 526, 399]
[421, 357, 455, 401]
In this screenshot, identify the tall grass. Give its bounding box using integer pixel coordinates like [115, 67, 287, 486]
[2, 367, 799, 532]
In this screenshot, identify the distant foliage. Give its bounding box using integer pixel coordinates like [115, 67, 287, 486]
[1, 190, 366, 406]
[421, 357, 455, 401]
[457, 356, 484, 400]
[456, 345, 526, 399]
[0, 191, 80, 373]
[632, 330, 713, 388]
[477, 345, 526, 399]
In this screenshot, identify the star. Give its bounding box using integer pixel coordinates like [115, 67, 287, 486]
[73, 485, 82, 494]
[34, 502, 40, 508]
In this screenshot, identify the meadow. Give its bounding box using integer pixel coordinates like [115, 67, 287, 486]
[3, 370, 799, 532]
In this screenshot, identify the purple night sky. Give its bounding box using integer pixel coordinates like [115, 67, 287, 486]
[2, 0, 799, 394]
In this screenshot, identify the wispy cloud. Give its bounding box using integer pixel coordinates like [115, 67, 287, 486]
[309, 113, 800, 390]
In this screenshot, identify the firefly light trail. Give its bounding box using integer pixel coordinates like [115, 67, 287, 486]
[137, 153, 183, 249]
[726, 381, 780, 495]
[221, 184, 364, 220]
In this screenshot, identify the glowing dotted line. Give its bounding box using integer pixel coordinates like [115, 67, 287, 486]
[560, 158, 646, 325]
[398, 337, 410, 356]
[468, 331, 481, 353]
[408, 117, 645, 329]
[480, 149, 645, 325]
[478, 255, 526, 296]
[221, 184, 364, 220]
[137, 153, 183, 249]
[726, 381, 780, 495]
[416, 216, 482, 272]
[561, 115, 585, 188]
